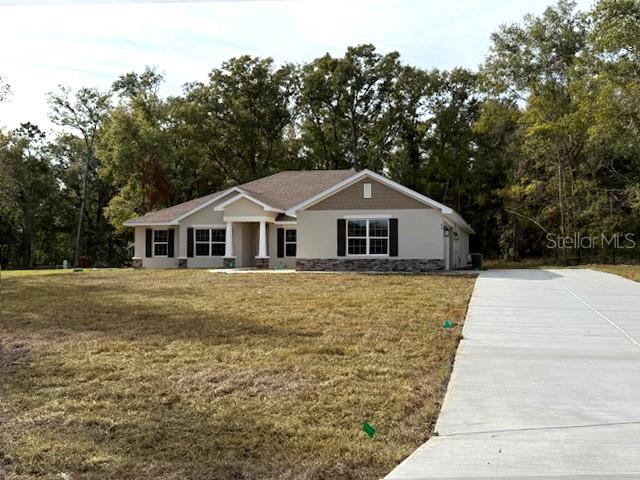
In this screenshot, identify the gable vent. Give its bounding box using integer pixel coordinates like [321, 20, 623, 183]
[363, 183, 372, 199]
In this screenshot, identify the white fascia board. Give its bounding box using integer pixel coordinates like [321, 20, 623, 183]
[213, 189, 284, 213]
[191, 224, 227, 229]
[223, 215, 276, 223]
[286, 169, 454, 216]
[122, 221, 178, 227]
[123, 189, 232, 227]
[444, 212, 475, 234]
[171, 189, 232, 223]
[362, 169, 454, 213]
[213, 192, 244, 211]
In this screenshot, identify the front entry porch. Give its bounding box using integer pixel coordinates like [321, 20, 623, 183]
[223, 220, 271, 269]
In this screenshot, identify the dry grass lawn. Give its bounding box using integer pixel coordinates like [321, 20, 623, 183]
[0, 269, 124, 279]
[0, 270, 474, 480]
[589, 264, 640, 282]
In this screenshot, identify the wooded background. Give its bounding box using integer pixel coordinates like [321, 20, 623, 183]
[1, 0, 639, 268]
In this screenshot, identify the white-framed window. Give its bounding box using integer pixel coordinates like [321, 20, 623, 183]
[194, 227, 226, 257]
[285, 229, 297, 257]
[347, 219, 389, 256]
[363, 183, 372, 199]
[153, 229, 169, 257]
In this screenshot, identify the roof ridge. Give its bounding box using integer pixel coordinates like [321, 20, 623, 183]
[237, 168, 354, 185]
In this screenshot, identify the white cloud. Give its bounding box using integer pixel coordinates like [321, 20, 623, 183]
[0, 0, 594, 131]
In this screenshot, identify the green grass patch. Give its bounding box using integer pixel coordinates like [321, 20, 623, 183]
[0, 270, 474, 479]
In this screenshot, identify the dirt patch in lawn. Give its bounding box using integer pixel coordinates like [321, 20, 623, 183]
[0, 270, 474, 480]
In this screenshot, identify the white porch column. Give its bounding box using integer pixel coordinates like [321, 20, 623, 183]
[225, 222, 234, 257]
[258, 220, 268, 257]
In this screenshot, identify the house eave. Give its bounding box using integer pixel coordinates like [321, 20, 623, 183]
[444, 212, 475, 234]
[123, 189, 232, 227]
[122, 221, 179, 227]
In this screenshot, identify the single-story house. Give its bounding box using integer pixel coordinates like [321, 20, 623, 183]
[123, 169, 473, 272]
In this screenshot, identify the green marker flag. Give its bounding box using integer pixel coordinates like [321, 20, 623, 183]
[443, 319, 453, 329]
[362, 421, 376, 438]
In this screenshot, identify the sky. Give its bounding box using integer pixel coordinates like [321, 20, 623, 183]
[0, 0, 594, 130]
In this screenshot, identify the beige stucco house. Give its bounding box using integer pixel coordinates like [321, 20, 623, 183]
[124, 169, 473, 271]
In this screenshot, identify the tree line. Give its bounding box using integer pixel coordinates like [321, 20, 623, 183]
[1, 0, 639, 268]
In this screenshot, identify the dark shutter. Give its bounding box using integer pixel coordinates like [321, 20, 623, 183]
[389, 218, 398, 257]
[337, 219, 346, 257]
[145, 228, 152, 258]
[168, 229, 175, 257]
[277, 228, 285, 258]
[187, 228, 194, 258]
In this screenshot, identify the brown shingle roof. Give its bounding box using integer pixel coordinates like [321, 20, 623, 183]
[237, 170, 355, 210]
[124, 170, 354, 225]
[123, 191, 229, 225]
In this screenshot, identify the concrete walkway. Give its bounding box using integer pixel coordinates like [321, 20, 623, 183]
[387, 269, 640, 479]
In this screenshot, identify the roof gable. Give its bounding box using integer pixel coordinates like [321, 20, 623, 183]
[287, 169, 453, 215]
[213, 190, 284, 213]
[307, 177, 428, 210]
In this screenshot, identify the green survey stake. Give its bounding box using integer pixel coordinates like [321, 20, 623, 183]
[362, 421, 376, 438]
[443, 319, 453, 329]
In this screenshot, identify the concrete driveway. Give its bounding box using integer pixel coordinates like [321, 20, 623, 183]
[387, 268, 640, 479]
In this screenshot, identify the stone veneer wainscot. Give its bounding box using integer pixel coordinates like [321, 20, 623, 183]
[296, 258, 445, 272]
[254, 258, 270, 270]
